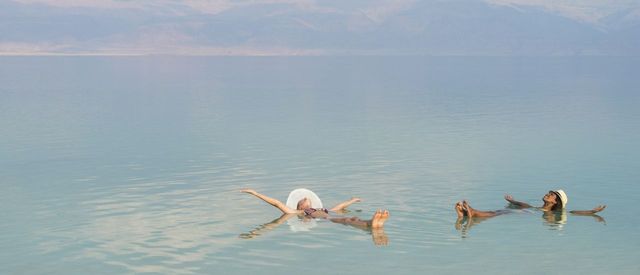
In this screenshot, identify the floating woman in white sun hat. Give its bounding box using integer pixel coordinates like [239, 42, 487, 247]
[240, 188, 389, 228]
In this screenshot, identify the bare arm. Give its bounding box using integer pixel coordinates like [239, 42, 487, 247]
[570, 205, 606, 215]
[241, 189, 298, 214]
[330, 197, 361, 212]
[504, 194, 533, 208]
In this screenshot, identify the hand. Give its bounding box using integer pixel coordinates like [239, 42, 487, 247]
[351, 197, 362, 202]
[592, 205, 606, 213]
[504, 194, 514, 202]
[241, 188, 256, 194]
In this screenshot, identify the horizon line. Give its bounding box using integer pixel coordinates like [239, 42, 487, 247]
[1, 51, 637, 57]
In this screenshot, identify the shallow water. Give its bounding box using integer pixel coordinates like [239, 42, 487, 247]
[1, 56, 639, 274]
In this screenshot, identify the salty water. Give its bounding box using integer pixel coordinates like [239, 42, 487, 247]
[1, 56, 639, 274]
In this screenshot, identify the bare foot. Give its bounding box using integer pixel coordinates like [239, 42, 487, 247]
[369, 210, 381, 227]
[455, 201, 465, 218]
[371, 209, 390, 228]
[462, 201, 474, 218]
[380, 210, 390, 225]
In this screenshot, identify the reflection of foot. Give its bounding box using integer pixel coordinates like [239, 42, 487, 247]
[371, 228, 388, 246]
[371, 209, 389, 228]
[455, 202, 465, 218]
[455, 217, 464, 231]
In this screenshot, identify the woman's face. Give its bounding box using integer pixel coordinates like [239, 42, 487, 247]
[543, 191, 557, 204]
[296, 197, 312, 210]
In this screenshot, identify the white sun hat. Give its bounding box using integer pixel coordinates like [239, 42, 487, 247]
[286, 188, 323, 210]
[551, 189, 568, 208]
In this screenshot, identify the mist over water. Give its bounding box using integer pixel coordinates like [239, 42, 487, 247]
[1, 56, 639, 274]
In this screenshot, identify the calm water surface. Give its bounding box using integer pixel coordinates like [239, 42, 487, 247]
[1, 57, 639, 274]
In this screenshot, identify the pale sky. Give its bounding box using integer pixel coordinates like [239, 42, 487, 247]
[1, 0, 639, 55]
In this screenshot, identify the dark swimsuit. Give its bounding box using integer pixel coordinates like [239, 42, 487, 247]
[304, 208, 329, 218]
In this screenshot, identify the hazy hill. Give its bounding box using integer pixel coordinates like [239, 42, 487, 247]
[1, 0, 638, 55]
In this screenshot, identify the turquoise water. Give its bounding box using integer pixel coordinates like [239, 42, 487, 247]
[1, 57, 639, 274]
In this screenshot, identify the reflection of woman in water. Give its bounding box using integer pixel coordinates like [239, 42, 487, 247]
[456, 190, 606, 218]
[454, 190, 606, 234]
[240, 189, 390, 245]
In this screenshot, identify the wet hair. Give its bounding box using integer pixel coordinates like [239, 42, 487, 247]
[551, 192, 563, 211]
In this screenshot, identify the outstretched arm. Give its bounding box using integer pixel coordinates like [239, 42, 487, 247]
[241, 189, 297, 214]
[570, 205, 606, 215]
[504, 194, 533, 208]
[330, 197, 361, 212]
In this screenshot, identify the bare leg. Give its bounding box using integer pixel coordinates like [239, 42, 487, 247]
[330, 209, 390, 229]
[463, 200, 499, 218]
[329, 210, 390, 246]
[330, 216, 369, 229]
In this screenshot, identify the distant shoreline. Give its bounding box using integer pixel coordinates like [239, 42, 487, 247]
[1, 52, 636, 57]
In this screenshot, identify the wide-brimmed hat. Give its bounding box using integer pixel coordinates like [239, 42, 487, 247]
[550, 189, 568, 208]
[286, 188, 323, 210]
